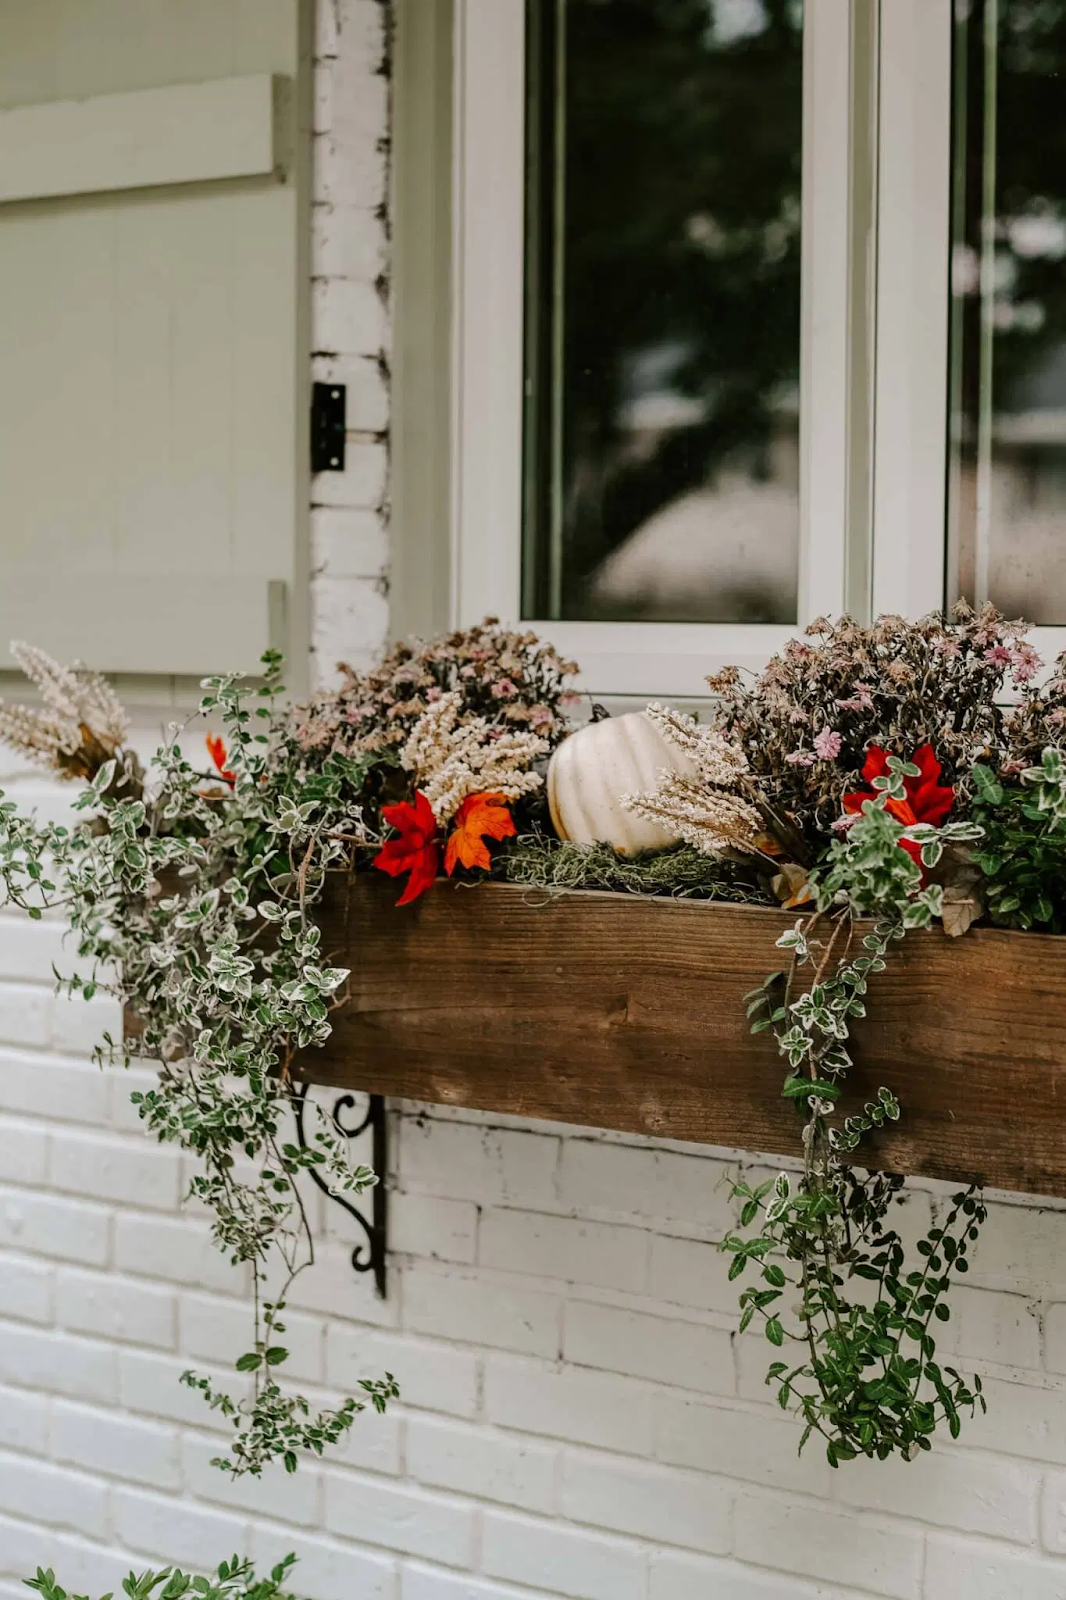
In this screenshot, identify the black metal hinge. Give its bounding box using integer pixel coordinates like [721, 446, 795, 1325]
[293, 1085, 388, 1297]
[311, 382, 347, 473]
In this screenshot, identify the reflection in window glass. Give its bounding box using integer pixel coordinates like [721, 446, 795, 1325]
[949, 0, 1066, 623]
[521, 0, 804, 625]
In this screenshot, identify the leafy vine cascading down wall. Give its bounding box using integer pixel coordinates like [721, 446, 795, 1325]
[1, 609, 1065, 1474]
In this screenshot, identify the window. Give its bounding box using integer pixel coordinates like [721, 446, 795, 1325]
[437, 1, 1054, 696]
[947, 0, 1066, 634]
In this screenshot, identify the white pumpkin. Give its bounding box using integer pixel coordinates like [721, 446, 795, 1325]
[547, 711, 694, 857]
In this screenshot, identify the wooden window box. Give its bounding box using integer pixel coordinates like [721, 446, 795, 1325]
[303, 876, 1066, 1201]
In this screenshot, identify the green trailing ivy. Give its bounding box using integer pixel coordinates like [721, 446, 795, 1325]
[0, 657, 398, 1476]
[724, 758, 989, 1464]
[972, 747, 1066, 930]
[24, 1553, 301, 1600]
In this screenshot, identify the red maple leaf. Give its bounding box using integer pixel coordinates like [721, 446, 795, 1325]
[445, 793, 516, 875]
[206, 734, 236, 785]
[373, 790, 440, 905]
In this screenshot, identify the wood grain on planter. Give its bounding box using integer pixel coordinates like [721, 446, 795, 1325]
[296, 875, 1066, 1201]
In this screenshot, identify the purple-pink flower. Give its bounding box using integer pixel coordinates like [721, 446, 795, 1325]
[1011, 642, 1042, 684]
[813, 728, 842, 761]
[984, 644, 1013, 669]
[785, 749, 816, 767]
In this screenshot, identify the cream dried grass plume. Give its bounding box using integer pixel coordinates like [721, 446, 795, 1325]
[400, 690, 549, 822]
[621, 702, 763, 856]
[0, 641, 131, 779]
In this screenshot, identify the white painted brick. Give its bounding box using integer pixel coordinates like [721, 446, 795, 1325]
[250, 1523, 398, 1600]
[328, 1326, 480, 1419]
[0, 1451, 107, 1540]
[936, 1283, 1042, 1370]
[0, 1251, 53, 1323]
[0, 1116, 48, 1185]
[49, 1128, 180, 1212]
[114, 1213, 249, 1294]
[648, 1551, 854, 1600]
[404, 1265, 560, 1359]
[563, 1300, 733, 1397]
[655, 1396, 836, 1499]
[314, 131, 387, 213]
[0, 985, 51, 1047]
[734, 1493, 923, 1600]
[0, 1321, 116, 1404]
[56, 1267, 175, 1349]
[391, 1192, 478, 1265]
[311, 442, 389, 510]
[481, 1511, 644, 1600]
[1040, 1470, 1066, 1552]
[112, 1485, 249, 1566]
[836, 1445, 1038, 1543]
[323, 1471, 477, 1566]
[51, 1399, 180, 1490]
[314, 206, 388, 291]
[313, 275, 387, 356]
[0, 918, 73, 983]
[0, 1049, 108, 1125]
[108, 1063, 159, 1133]
[0, 1380, 49, 1454]
[969, 1375, 1066, 1464]
[648, 1231, 742, 1315]
[925, 1534, 1066, 1600]
[1043, 1303, 1066, 1376]
[285, 1236, 400, 1329]
[50, 990, 121, 1056]
[312, 578, 391, 682]
[479, 1209, 648, 1294]
[179, 1292, 324, 1384]
[183, 1432, 320, 1525]
[966, 1203, 1066, 1296]
[485, 1355, 655, 1456]
[407, 1416, 556, 1514]
[0, 1519, 130, 1593]
[324, 1406, 403, 1477]
[401, 1568, 550, 1600]
[119, 1349, 231, 1433]
[561, 1449, 732, 1556]
[556, 1139, 733, 1236]
[0, 1185, 109, 1265]
[313, 504, 390, 581]
[398, 1120, 559, 1211]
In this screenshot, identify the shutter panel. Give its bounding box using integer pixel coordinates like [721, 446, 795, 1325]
[0, 0, 309, 678]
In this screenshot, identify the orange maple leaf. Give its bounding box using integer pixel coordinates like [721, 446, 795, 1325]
[444, 792, 516, 875]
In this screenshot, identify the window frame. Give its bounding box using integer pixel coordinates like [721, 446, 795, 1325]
[450, 0, 873, 698]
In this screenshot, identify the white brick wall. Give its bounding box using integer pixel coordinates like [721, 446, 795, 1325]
[3, 4, 1066, 1599]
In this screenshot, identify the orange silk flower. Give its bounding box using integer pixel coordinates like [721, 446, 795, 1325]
[445, 793, 517, 875]
[206, 734, 236, 785]
[374, 791, 440, 905]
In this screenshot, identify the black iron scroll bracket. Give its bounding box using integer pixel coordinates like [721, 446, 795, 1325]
[293, 1085, 388, 1298]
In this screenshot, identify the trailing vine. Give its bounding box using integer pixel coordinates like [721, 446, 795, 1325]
[0, 655, 397, 1476]
[725, 759, 989, 1464]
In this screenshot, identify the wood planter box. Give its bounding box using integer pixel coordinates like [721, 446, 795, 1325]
[302, 875, 1066, 1200]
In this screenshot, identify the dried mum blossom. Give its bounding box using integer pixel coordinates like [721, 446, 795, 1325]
[621, 704, 763, 857]
[291, 619, 577, 764]
[400, 692, 549, 824]
[0, 641, 131, 781]
[707, 605, 1033, 848]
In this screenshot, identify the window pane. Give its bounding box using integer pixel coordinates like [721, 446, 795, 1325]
[521, 0, 803, 625]
[948, 0, 1066, 623]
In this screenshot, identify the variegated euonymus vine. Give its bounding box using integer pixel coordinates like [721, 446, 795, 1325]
[0, 657, 396, 1476]
[726, 756, 990, 1465]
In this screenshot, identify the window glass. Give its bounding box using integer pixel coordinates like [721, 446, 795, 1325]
[521, 0, 804, 625]
[948, 0, 1066, 622]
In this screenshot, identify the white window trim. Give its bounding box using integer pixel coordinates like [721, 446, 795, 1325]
[451, 0, 865, 699]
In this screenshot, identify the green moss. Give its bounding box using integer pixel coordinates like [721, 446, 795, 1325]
[497, 834, 773, 905]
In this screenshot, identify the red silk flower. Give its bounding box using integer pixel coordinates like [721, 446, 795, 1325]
[374, 791, 440, 905]
[842, 743, 955, 870]
[206, 734, 236, 785]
